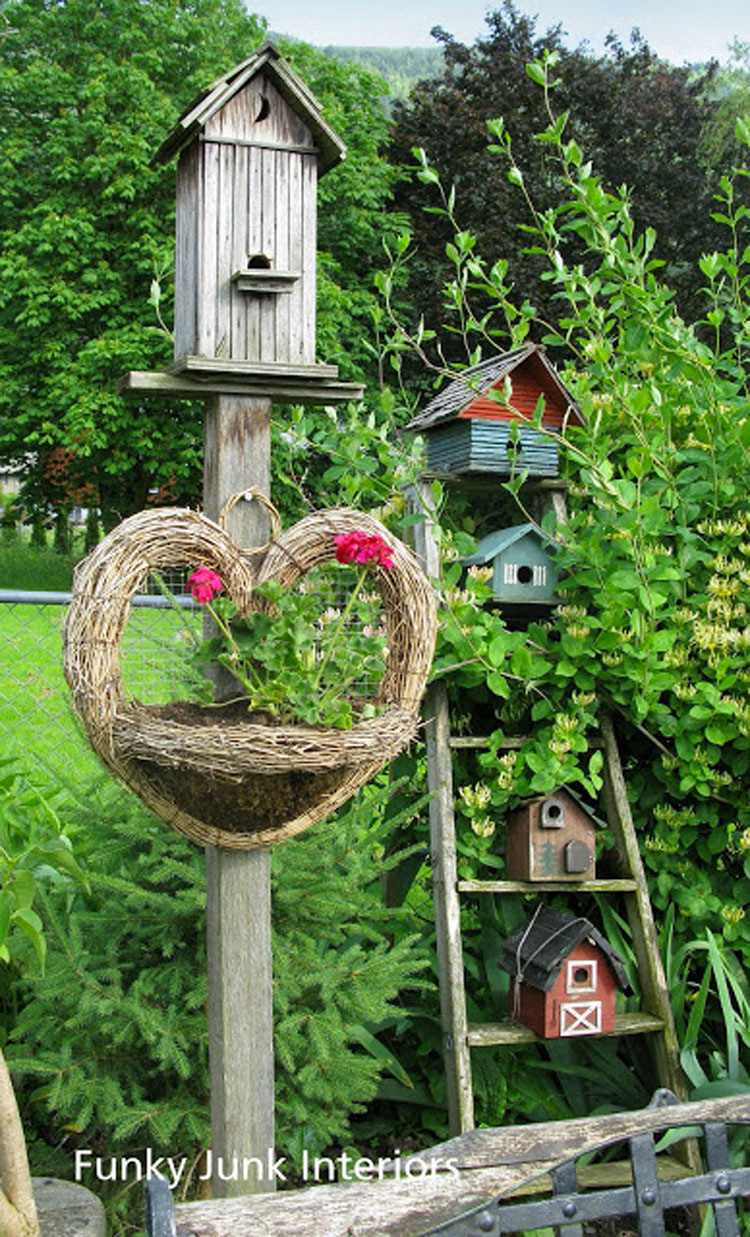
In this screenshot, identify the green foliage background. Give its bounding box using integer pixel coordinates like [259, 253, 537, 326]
[2, 4, 750, 1233]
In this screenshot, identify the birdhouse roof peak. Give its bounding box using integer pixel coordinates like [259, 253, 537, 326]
[406, 343, 584, 432]
[499, 907, 631, 993]
[155, 41, 346, 173]
[463, 522, 555, 565]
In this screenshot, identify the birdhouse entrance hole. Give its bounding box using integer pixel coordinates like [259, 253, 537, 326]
[247, 254, 272, 269]
[541, 798, 565, 828]
[516, 564, 533, 585]
[567, 961, 597, 992]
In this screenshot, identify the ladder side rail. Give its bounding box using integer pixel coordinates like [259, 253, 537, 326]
[406, 481, 475, 1135]
[599, 714, 686, 1103]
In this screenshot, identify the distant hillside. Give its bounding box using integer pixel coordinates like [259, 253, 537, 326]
[321, 46, 444, 99]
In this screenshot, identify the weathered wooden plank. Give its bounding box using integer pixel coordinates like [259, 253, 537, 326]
[424, 681, 474, 1135]
[198, 138, 220, 356]
[246, 144, 262, 362]
[458, 879, 638, 894]
[301, 153, 317, 364]
[275, 149, 291, 364]
[201, 135, 319, 154]
[405, 481, 472, 1136]
[203, 396, 274, 1198]
[260, 147, 277, 362]
[174, 143, 200, 359]
[288, 150, 304, 364]
[216, 133, 235, 360]
[467, 1010, 666, 1048]
[448, 735, 603, 749]
[171, 356, 338, 379]
[231, 142, 249, 359]
[173, 1096, 750, 1237]
[118, 370, 364, 404]
[599, 714, 687, 1105]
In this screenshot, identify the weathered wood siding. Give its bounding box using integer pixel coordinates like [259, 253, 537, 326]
[459, 356, 568, 425]
[174, 73, 318, 365]
[425, 422, 559, 478]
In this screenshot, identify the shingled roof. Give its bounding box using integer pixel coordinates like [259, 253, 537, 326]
[499, 907, 631, 994]
[405, 344, 583, 432]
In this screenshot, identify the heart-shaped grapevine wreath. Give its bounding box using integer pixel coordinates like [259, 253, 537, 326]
[64, 504, 437, 849]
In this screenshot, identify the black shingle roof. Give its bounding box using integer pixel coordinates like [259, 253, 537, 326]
[499, 907, 631, 994]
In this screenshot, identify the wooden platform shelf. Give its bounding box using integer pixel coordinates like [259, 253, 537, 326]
[449, 734, 603, 750]
[467, 1011, 666, 1048]
[458, 878, 638, 894]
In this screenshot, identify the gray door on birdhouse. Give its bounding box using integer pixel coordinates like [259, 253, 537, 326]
[156, 43, 345, 377]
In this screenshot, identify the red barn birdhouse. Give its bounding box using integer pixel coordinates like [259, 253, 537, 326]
[499, 908, 631, 1039]
[506, 788, 597, 882]
[406, 344, 583, 479]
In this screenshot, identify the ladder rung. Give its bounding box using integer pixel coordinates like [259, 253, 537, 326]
[458, 879, 639, 894]
[467, 1011, 666, 1047]
[448, 735, 604, 750]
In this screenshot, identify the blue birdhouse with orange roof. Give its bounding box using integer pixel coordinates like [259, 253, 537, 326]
[406, 343, 583, 479]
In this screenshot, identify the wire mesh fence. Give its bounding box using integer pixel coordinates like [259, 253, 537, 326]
[0, 589, 201, 779]
[0, 575, 386, 780]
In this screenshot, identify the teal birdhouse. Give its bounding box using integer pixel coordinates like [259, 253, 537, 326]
[463, 523, 559, 607]
[406, 344, 583, 480]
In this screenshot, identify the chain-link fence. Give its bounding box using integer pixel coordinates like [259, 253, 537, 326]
[0, 589, 201, 779]
[0, 576, 385, 781]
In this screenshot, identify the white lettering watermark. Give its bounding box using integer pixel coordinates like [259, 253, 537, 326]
[74, 1147, 459, 1187]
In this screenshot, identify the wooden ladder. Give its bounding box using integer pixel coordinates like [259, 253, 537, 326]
[407, 481, 689, 1141]
[424, 682, 687, 1136]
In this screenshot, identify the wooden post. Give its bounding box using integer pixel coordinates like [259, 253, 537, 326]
[203, 394, 275, 1197]
[407, 482, 475, 1135]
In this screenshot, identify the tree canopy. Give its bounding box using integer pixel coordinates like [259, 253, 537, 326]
[389, 2, 724, 366]
[0, 1, 395, 527]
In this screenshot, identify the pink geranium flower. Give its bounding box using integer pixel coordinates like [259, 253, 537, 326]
[188, 565, 224, 604]
[334, 531, 394, 570]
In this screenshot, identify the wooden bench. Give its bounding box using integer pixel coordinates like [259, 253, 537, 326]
[145, 1092, 750, 1236]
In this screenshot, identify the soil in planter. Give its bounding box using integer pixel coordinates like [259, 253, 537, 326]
[137, 758, 349, 836]
[128, 700, 356, 836]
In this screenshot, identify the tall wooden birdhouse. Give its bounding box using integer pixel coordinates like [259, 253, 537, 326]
[499, 907, 631, 1039]
[155, 42, 345, 383]
[506, 788, 597, 882]
[463, 523, 559, 608]
[406, 344, 583, 479]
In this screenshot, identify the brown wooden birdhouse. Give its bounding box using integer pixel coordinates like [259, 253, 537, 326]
[506, 788, 596, 882]
[155, 42, 345, 384]
[499, 907, 630, 1039]
[405, 344, 584, 479]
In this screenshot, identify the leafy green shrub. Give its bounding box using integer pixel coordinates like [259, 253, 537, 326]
[371, 48, 750, 1120]
[0, 536, 80, 591]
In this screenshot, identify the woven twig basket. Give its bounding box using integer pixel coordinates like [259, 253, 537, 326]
[64, 504, 437, 849]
